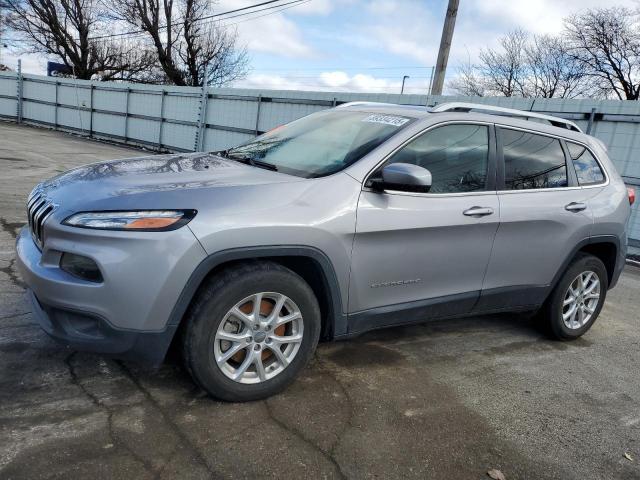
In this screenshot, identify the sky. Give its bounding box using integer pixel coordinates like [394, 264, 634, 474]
[2, 0, 639, 94]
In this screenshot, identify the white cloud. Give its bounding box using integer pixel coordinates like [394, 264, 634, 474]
[219, 0, 317, 58]
[235, 70, 426, 94]
[352, 0, 441, 65]
[366, 0, 399, 16]
[466, 0, 640, 35]
[1, 51, 46, 75]
[348, 0, 640, 71]
[290, 0, 334, 15]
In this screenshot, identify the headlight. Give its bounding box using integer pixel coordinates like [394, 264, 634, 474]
[62, 210, 196, 231]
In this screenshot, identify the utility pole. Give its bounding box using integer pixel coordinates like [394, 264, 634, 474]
[431, 0, 459, 96]
[401, 75, 409, 94]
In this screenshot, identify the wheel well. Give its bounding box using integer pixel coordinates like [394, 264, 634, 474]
[271, 256, 334, 340]
[185, 256, 336, 341]
[578, 242, 617, 285]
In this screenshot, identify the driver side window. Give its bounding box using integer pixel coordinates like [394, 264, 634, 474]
[386, 124, 489, 193]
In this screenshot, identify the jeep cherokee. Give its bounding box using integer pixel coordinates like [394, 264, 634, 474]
[16, 102, 634, 401]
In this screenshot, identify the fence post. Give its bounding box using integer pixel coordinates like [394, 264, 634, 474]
[89, 84, 94, 138]
[255, 94, 262, 135]
[54, 81, 59, 129]
[124, 87, 130, 143]
[586, 107, 597, 135]
[158, 89, 166, 150]
[195, 79, 209, 152]
[16, 59, 23, 124]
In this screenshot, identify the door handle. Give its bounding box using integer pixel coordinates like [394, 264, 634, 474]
[463, 206, 494, 217]
[565, 202, 587, 212]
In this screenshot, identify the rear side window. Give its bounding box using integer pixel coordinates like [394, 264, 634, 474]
[567, 142, 605, 185]
[385, 124, 489, 193]
[502, 129, 567, 190]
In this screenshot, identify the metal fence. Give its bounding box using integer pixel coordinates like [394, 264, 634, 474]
[1, 70, 639, 247]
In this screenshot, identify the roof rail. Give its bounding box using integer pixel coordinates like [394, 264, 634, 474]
[431, 102, 582, 133]
[335, 101, 395, 108]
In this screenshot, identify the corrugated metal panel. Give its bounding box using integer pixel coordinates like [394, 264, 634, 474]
[161, 123, 198, 151]
[94, 89, 127, 113]
[57, 83, 91, 110]
[57, 106, 91, 131]
[22, 100, 55, 124]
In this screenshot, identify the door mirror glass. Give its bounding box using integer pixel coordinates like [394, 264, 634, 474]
[372, 163, 432, 193]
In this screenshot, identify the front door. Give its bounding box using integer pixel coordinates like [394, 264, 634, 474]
[348, 123, 500, 333]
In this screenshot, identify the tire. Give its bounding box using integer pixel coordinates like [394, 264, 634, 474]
[541, 253, 608, 340]
[181, 261, 321, 402]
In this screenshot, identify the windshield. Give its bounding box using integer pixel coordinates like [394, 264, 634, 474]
[222, 110, 415, 178]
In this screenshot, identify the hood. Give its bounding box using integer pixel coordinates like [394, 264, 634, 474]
[34, 152, 302, 214]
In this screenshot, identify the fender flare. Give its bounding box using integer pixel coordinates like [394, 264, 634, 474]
[549, 235, 621, 292]
[166, 245, 347, 337]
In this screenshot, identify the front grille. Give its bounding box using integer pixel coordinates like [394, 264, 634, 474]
[27, 191, 55, 249]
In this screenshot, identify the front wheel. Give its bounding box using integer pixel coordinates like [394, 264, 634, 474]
[181, 262, 321, 402]
[542, 253, 608, 340]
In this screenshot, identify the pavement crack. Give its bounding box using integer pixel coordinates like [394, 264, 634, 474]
[0, 218, 25, 240]
[64, 353, 160, 479]
[315, 353, 357, 467]
[114, 360, 219, 479]
[0, 258, 27, 290]
[263, 397, 348, 479]
[0, 312, 31, 321]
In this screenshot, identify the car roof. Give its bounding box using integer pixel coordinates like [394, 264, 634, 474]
[336, 102, 431, 118]
[337, 101, 598, 147]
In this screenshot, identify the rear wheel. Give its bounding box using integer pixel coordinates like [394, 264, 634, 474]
[181, 262, 321, 401]
[541, 253, 608, 340]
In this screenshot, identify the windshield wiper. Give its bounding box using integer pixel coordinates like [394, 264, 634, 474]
[218, 150, 277, 171]
[250, 159, 278, 171]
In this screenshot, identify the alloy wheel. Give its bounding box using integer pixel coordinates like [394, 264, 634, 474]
[561, 271, 601, 330]
[213, 292, 304, 384]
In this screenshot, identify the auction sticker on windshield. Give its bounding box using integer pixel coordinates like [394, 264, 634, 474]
[362, 114, 410, 127]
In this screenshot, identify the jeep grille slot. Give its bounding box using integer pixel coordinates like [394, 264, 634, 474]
[27, 193, 54, 249]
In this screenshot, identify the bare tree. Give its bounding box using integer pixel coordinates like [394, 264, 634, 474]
[479, 29, 530, 97]
[452, 30, 593, 99]
[0, 2, 9, 69]
[564, 7, 640, 100]
[110, 0, 248, 87]
[4, 0, 154, 80]
[525, 35, 592, 98]
[448, 56, 485, 96]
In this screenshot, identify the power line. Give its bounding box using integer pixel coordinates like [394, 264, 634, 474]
[180, 0, 310, 34]
[215, 0, 310, 27]
[88, 0, 308, 41]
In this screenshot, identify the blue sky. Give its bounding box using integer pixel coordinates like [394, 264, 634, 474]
[4, 0, 638, 94]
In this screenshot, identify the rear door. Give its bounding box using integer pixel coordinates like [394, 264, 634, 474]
[477, 127, 594, 311]
[348, 122, 500, 332]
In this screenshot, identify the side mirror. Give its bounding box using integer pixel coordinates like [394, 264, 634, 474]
[371, 163, 432, 193]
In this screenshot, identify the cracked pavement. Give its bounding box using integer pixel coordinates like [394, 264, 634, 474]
[1, 122, 639, 479]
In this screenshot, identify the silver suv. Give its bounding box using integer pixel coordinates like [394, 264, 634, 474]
[16, 102, 634, 401]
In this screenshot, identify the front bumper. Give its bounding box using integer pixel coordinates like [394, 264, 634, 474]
[27, 289, 177, 365]
[15, 222, 207, 365]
